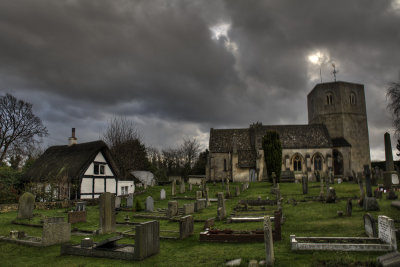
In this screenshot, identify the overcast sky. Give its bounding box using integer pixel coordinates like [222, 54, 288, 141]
[1, 0, 400, 161]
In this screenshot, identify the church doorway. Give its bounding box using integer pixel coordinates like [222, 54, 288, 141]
[333, 149, 343, 176]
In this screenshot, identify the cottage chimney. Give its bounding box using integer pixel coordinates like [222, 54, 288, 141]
[68, 128, 77, 146]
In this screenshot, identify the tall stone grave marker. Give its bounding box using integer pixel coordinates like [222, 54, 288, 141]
[179, 215, 194, 239]
[384, 132, 399, 188]
[189, 184, 192, 191]
[364, 165, 372, 197]
[205, 187, 210, 206]
[145, 196, 154, 212]
[217, 192, 226, 220]
[363, 165, 379, 211]
[235, 185, 240, 197]
[180, 180, 185, 194]
[115, 196, 121, 209]
[167, 201, 178, 218]
[264, 216, 274, 266]
[127, 193, 134, 208]
[160, 189, 166, 200]
[99, 192, 116, 234]
[302, 175, 308, 194]
[17, 192, 35, 219]
[171, 179, 176, 196]
[226, 178, 230, 197]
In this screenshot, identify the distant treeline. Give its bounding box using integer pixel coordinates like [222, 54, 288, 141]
[371, 160, 400, 171]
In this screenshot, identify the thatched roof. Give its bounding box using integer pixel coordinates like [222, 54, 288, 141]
[24, 140, 119, 184]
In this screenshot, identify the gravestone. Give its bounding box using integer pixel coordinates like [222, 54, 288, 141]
[196, 191, 202, 199]
[364, 165, 372, 197]
[127, 193, 134, 208]
[68, 211, 86, 224]
[189, 184, 192, 191]
[318, 174, 325, 201]
[134, 221, 160, 260]
[75, 202, 86, 211]
[145, 196, 154, 212]
[273, 211, 282, 241]
[179, 215, 194, 239]
[205, 187, 210, 206]
[160, 189, 166, 200]
[358, 174, 365, 206]
[115, 196, 121, 209]
[183, 203, 194, 215]
[364, 213, 377, 237]
[264, 216, 274, 266]
[99, 192, 116, 234]
[226, 178, 230, 197]
[302, 175, 308, 194]
[195, 199, 206, 212]
[172, 179, 176, 196]
[180, 180, 185, 194]
[42, 217, 71, 246]
[346, 199, 352, 216]
[378, 215, 397, 250]
[363, 197, 379, 211]
[272, 172, 277, 188]
[326, 187, 336, 203]
[235, 186, 240, 197]
[17, 192, 35, 219]
[384, 132, 398, 189]
[167, 201, 178, 218]
[203, 218, 215, 230]
[217, 192, 226, 220]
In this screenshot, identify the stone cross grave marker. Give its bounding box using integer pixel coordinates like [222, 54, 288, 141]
[127, 193, 134, 208]
[99, 192, 116, 234]
[264, 216, 274, 266]
[145, 196, 154, 212]
[115, 196, 121, 209]
[364, 213, 377, 237]
[17, 192, 35, 219]
[172, 179, 176, 196]
[160, 189, 166, 200]
[217, 192, 226, 220]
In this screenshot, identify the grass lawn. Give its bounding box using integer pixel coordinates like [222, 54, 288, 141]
[0, 181, 399, 266]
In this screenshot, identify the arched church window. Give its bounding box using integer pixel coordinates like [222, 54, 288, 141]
[350, 92, 356, 105]
[293, 155, 302, 171]
[314, 154, 322, 171]
[326, 92, 333, 105]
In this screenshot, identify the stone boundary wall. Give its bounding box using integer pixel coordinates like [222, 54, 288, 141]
[0, 198, 99, 213]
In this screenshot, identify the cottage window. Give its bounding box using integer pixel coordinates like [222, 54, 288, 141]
[94, 163, 105, 175]
[121, 186, 128, 195]
[293, 155, 302, 171]
[314, 155, 322, 171]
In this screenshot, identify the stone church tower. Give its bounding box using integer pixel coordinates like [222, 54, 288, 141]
[307, 81, 371, 175]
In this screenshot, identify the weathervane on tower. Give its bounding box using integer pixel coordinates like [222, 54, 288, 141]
[332, 63, 338, 82]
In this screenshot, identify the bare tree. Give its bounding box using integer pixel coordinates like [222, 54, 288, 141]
[180, 138, 201, 168]
[0, 94, 48, 163]
[387, 81, 400, 136]
[102, 116, 149, 177]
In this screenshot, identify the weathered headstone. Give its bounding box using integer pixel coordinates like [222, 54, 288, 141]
[179, 215, 194, 239]
[196, 191, 202, 199]
[205, 187, 210, 206]
[172, 179, 176, 196]
[68, 211, 86, 224]
[115, 196, 121, 209]
[235, 186, 240, 197]
[326, 187, 336, 203]
[99, 192, 116, 234]
[318, 173, 325, 201]
[274, 210, 282, 241]
[134, 220, 160, 260]
[180, 180, 185, 194]
[183, 203, 195, 215]
[358, 174, 365, 206]
[302, 175, 308, 194]
[167, 201, 178, 218]
[160, 189, 166, 200]
[363, 196, 380, 211]
[145, 196, 154, 212]
[203, 218, 215, 230]
[189, 184, 192, 191]
[217, 192, 226, 220]
[126, 193, 134, 208]
[17, 192, 35, 219]
[378, 215, 397, 250]
[226, 178, 230, 197]
[346, 199, 352, 216]
[364, 213, 377, 237]
[264, 216, 274, 266]
[195, 199, 206, 212]
[42, 217, 71, 246]
[384, 132, 397, 189]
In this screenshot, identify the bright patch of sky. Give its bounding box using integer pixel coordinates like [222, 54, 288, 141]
[209, 23, 238, 54]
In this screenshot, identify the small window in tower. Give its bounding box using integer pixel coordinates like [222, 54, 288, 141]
[350, 93, 356, 105]
[224, 159, 227, 171]
[326, 93, 333, 105]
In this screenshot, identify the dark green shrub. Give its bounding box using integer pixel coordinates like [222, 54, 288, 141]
[262, 131, 282, 182]
[134, 198, 144, 212]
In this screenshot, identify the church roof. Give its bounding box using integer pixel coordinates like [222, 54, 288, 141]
[24, 140, 120, 184]
[209, 124, 332, 154]
[332, 137, 351, 147]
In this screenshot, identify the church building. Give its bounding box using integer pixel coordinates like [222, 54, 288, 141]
[206, 81, 371, 182]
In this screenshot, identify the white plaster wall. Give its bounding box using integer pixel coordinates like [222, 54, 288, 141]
[117, 181, 135, 195]
[106, 179, 117, 193]
[94, 178, 104, 192]
[80, 178, 92, 193]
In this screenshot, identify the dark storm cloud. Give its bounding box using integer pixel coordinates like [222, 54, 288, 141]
[0, 0, 399, 159]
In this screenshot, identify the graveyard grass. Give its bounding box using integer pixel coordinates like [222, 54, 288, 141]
[0, 181, 399, 266]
